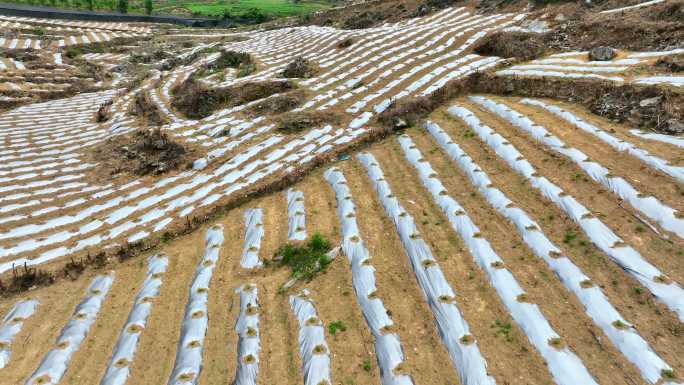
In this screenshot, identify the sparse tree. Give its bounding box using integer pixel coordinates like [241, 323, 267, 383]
[117, 0, 127, 13]
[85, 0, 93, 11]
[144, 0, 152, 15]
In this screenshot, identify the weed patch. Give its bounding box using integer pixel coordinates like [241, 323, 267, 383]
[328, 320, 347, 335]
[277, 232, 332, 281]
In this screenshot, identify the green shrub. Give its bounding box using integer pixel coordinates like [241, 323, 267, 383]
[278, 232, 332, 281]
[328, 320, 347, 335]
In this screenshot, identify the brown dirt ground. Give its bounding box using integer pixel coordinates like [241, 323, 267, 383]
[459, 98, 684, 286]
[402, 127, 651, 384]
[428, 105, 684, 374]
[347, 145, 556, 384]
[298, 169, 379, 385]
[339, 160, 462, 384]
[62, 267, 147, 385]
[1, 276, 91, 384]
[499, 97, 684, 213]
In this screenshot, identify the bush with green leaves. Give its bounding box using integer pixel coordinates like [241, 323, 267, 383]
[278, 232, 332, 281]
[328, 320, 347, 335]
[117, 0, 127, 14]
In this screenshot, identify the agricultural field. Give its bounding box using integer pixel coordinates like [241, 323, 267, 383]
[0, 1, 683, 385]
[0, 0, 336, 18]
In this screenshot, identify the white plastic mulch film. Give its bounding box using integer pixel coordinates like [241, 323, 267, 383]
[447, 105, 684, 322]
[289, 290, 332, 385]
[630, 130, 684, 149]
[323, 168, 414, 385]
[234, 283, 260, 385]
[287, 189, 307, 241]
[167, 225, 224, 385]
[354, 155, 501, 385]
[471, 96, 684, 241]
[26, 273, 115, 385]
[358, 152, 598, 385]
[100, 254, 169, 385]
[520, 99, 684, 184]
[419, 126, 679, 384]
[0, 299, 39, 368]
[241, 208, 264, 269]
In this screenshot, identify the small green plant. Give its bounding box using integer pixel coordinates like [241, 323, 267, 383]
[65, 47, 82, 59]
[362, 358, 372, 372]
[278, 232, 332, 281]
[328, 320, 347, 335]
[633, 286, 644, 295]
[563, 230, 577, 244]
[635, 225, 645, 233]
[33, 27, 45, 36]
[662, 369, 676, 380]
[492, 319, 514, 342]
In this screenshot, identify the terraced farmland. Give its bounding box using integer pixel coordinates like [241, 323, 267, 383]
[0, 1, 683, 385]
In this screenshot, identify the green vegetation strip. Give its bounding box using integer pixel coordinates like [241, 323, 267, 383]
[184, 0, 331, 17]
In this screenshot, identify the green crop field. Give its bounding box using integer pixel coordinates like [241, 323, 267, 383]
[3, 0, 333, 18]
[184, 0, 332, 17]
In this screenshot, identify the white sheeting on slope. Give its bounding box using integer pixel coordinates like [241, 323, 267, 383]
[448, 105, 684, 322]
[472, 96, 684, 240]
[495, 69, 624, 82]
[26, 273, 115, 385]
[287, 189, 307, 241]
[522, 99, 684, 184]
[635, 76, 684, 87]
[365, 148, 598, 385]
[508, 64, 628, 73]
[600, 0, 666, 14]
[324, 167, 414, 385]
[289, 290, 333, 385]
[167, 225, 224, 385]
[100, 254, 169, 385]
[629, 130, 684, 149]
[355, 156, 502, 385]
[421, 125, 677, 384]
[234, 283, 260, 385]
[241, 208, 264, 269]
[0, 299, 39, 368]
[627, 49, 684, 58]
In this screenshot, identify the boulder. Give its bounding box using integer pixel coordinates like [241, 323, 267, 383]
[589, 46, 617, 61]
[417, 4, 431, 16]
[639, 96, 662, 108]
[392, 116, 409, 129]
[662, 119, 684, 135]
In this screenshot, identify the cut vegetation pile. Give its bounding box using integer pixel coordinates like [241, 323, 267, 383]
[275, 110, 343, 132]
[209, 49, 257, 77]
[281, 56, 318, 78]
[474, 31, 546, 60]
[247, 89, 307, 116]
[129, 91, 169, 126]
[172, 78, 295, 119]
[91, 129, 197, 177]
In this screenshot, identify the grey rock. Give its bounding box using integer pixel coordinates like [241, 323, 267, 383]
[639, 96, 662, 107]
[663, 119, 684, 135]
[392, 116, 409, 129]
[589, 46, 617, 61]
